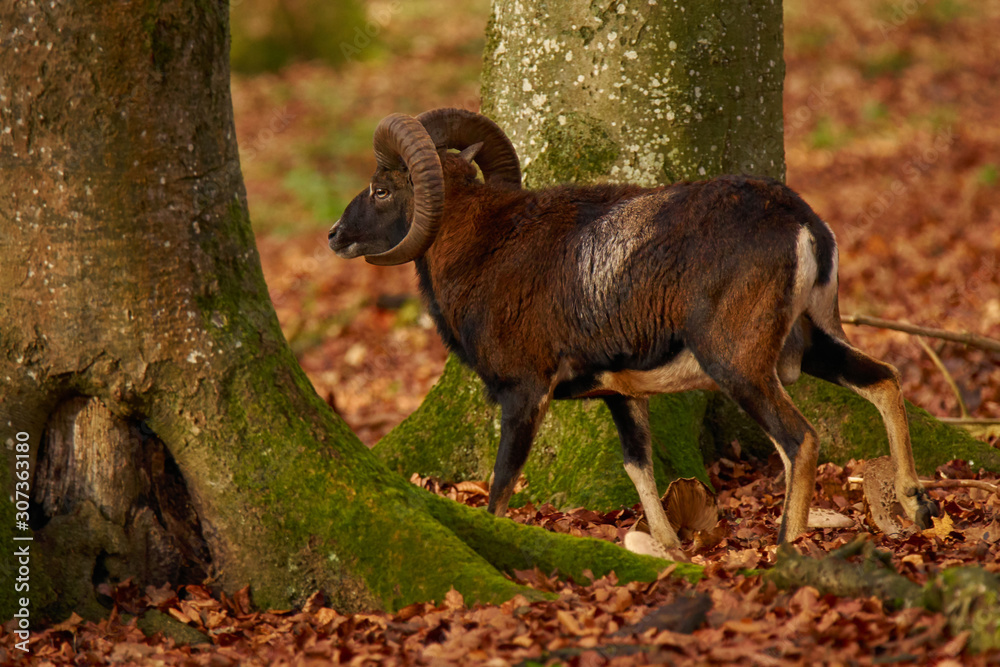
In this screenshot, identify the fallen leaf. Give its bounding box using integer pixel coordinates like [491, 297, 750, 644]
[610, 588, 633, 614]
[807, 507, 853, 528]
[555, 610, 583, 636]
[454, 480, 488, 495]
[722, 548, 760, 571]
[50, 612, 84, 633]
[444, 587, 464, 611]
[664, 477, 719, 539]
[622, 529, 688, 562]
[939, 630, 970, 657]
[921, 512, 956, 540]
[302, 590, 325, 614]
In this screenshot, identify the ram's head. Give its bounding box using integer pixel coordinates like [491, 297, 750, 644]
[328, 108, 521, 266]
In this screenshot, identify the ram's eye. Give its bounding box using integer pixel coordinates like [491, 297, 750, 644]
[374, 188, 390, 199]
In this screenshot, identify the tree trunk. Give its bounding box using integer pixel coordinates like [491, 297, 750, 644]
[0, 0, 687, 622]
[482, 0, 786, 186]
[376, 0, 1000, 503]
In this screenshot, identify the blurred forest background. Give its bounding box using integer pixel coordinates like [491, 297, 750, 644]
[230, 0, 999, 447]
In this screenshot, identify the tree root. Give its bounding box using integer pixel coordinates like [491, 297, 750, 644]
[420, 489, 703, 588]
[766, 536, 1000, 653]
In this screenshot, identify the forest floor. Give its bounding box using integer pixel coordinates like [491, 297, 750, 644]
[4, 0, 1000, 664]
[6, 460, 1000, 665]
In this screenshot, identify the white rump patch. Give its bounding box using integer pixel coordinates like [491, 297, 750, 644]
[791, 227, 819, 319]
[807, 241, 841, 333]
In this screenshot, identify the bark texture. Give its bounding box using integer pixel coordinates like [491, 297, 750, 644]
[0, 0, 687, 621]
[482, 0, 786, 186]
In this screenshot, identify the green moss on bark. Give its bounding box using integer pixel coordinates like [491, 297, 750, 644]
[0, 495, 55, 620]
[422, 491, 702, 585]
[143, 327, 540, 612]
[525, 112, 620, 187]
[375, 357, 501, 483]
[937, 567, 1000, 653]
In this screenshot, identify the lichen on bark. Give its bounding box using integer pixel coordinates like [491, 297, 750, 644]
[482, 0, 785, 187]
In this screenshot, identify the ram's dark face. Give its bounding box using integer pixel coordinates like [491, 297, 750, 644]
[328, 167, 414, 259]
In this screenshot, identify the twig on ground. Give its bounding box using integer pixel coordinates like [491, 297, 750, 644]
[937, 418, 1000, 440]
[915, 337, 969, 418]
[848, 476, 999, 495]
[938, 418, 1000, 425]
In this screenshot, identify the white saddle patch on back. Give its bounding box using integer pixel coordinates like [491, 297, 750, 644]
[576, 192, 670, 304]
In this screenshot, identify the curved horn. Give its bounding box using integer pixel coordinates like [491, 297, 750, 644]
[365, 113, 445, 266]
[416, 108, 522, 188]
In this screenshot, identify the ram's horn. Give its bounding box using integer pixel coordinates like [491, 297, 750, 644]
[366, 114, 445, 266]
[417, 108, 522, 188]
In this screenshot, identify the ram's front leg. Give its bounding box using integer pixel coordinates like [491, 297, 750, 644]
[487, 385, 551, 517]
[604, 395, 682, 551]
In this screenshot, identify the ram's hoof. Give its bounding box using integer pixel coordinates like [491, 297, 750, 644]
[913, 492, 940, 530]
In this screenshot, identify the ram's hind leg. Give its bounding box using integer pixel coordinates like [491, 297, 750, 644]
[604, 395, 681, 550]
[801, 323, 938, 528]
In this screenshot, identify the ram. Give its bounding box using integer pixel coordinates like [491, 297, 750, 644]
[328, 108, 937, 552]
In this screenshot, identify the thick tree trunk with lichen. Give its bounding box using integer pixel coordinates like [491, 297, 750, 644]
[376, 0, 1000, 507]
[482, 0, 786, 186]
[0, 0, 691, 624]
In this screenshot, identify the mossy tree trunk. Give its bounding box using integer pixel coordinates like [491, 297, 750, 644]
[376, 0, 1000, 507]
[0, 0, 691, 623]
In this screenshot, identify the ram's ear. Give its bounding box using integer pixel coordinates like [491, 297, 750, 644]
[458, 142, 484, 163]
